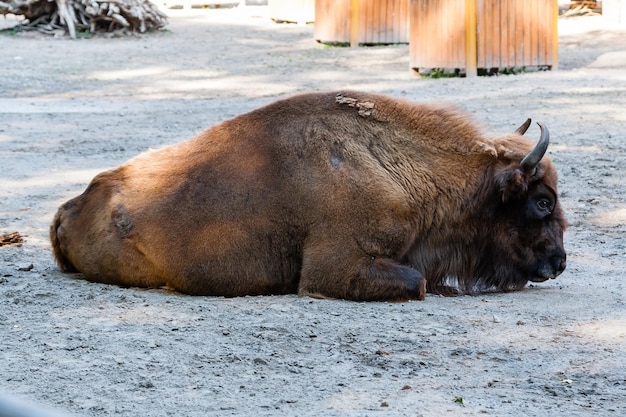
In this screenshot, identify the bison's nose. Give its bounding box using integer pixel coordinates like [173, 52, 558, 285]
[552, 254, 567, 277]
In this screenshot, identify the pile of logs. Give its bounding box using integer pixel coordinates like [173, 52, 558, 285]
[0, 0, 168, 37]
[560, 0, 602, 16]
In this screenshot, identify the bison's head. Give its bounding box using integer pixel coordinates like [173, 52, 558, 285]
[472, 120, 567, 293]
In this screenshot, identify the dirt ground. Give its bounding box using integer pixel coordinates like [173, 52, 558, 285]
[1, 5, 625, 416]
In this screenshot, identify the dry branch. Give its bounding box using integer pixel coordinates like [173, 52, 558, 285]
[0, 0, 167, 37]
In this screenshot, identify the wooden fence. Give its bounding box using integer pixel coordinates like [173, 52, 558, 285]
[314, 0, 410, 46]
[410, 0, 559, 76]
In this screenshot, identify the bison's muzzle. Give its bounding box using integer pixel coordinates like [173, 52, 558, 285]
[532, 253, 567, 282]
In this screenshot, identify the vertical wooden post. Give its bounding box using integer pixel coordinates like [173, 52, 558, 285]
[552, 0, 559, 70]
[350, 0, 360, 47]
[465, 0, 477, 77]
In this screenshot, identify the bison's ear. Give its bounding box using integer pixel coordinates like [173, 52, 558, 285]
[496, 167, 529, 203]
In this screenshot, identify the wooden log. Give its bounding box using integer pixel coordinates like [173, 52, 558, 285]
[57, 0, 76, 38]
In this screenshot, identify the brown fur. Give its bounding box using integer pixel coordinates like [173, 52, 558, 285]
[50, 91, 567, 301]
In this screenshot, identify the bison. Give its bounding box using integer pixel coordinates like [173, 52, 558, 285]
[50, 91, 567, 301]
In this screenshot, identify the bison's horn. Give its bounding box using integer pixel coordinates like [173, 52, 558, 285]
[515, 118, 532, 135]
[520, 122, 549, 174]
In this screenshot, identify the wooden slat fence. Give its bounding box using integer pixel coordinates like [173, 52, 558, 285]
[410, 0, 558, 76]
[409, 0, 468, 69]
[315, 0, 410, 46]
[475, 0, 557, 68]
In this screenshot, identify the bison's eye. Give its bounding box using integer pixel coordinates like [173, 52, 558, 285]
[537, 198, 551, 211]
[526, 189, 556, 220]
[527, 196, 554, 219]
[535, 198, 555, 217]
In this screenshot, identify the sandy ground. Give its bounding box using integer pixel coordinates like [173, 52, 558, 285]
[1, 5, 626, 416]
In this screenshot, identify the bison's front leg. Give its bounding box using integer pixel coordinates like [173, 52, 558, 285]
[298, 244, 426, 302]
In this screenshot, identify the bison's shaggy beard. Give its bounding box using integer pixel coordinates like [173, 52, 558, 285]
[420, 221, 542, 296]
[426, 259, 528, 296]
